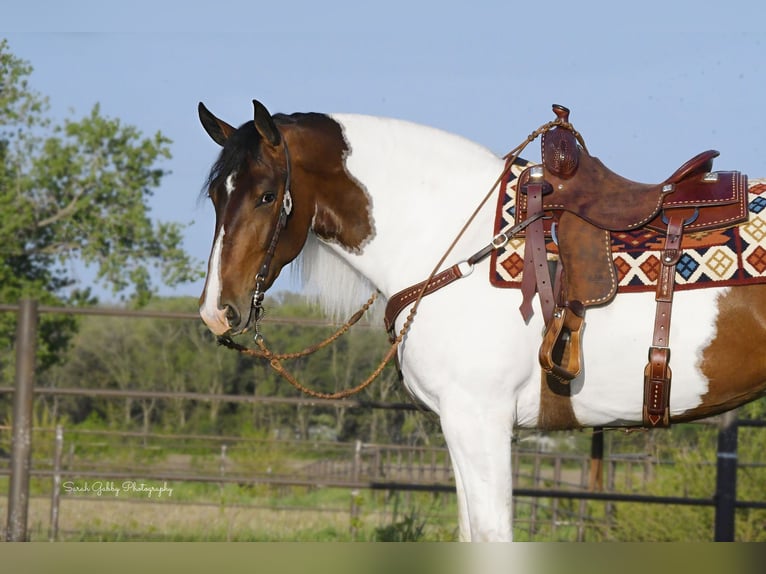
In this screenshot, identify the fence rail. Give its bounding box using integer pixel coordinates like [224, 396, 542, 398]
[3, 421, 766, 541]
[2, 299, 766, 541]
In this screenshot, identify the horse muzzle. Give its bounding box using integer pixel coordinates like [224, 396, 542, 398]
[199, 296, 256, 337]
[199, 301, 232, 336]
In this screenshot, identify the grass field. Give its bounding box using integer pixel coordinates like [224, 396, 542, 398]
[4, 423, 765, 542]
[2, 484, 460, 542]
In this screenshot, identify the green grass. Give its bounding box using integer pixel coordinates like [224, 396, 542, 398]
[1, 481, 459, 542]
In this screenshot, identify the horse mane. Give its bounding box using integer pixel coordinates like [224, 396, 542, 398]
[292, 233, 382, 323]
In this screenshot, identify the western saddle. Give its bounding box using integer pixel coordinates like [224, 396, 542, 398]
[383, 105, 748, 427]
[515, 105, 748, 426]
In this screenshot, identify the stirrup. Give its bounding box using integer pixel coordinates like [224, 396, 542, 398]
[539, 302, 585, 381]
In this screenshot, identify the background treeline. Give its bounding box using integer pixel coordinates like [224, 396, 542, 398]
[2, 293, 443, 446]
[3, 291, 765, 449]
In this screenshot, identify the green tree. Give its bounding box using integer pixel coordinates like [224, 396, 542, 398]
[40, 297, 241, 432]
[39, 293, 442, 445]
[610, 411, 766, 541]
[0, 39, 201, 378]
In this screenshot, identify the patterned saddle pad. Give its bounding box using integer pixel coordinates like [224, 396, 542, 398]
[491, 172, 766, 293]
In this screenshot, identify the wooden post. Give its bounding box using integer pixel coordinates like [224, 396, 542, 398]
[219, 443, 228, 477]
[49, 425, 64, 542]
[6, 299, 38, 542]
[350, 440, 362, 540]
[219, 443, 227, 503]
[352, 440, 362, 482]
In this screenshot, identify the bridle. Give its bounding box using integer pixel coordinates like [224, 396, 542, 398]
[250, 136, 293, 339]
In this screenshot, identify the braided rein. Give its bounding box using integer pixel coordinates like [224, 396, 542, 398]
[217, 292, 403, 400]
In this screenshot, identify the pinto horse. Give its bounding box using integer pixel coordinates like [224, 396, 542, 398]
[197, 100, 766, 541]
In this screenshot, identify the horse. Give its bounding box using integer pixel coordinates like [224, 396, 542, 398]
[196, 99, 766, 541]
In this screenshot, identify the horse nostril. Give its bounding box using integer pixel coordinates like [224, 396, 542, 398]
[224, 304, 240, 328]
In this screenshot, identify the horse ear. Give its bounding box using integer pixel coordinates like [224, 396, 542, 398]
[198, 102, 235, 147]
[253, 99, 281, 147]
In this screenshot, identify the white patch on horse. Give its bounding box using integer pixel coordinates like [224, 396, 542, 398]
[225, 172, 237, 196]
[199, 226, 229, 335]
[568, 288, 720, 426]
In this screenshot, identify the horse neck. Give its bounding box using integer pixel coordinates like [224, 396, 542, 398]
[297, 114, 507, 316]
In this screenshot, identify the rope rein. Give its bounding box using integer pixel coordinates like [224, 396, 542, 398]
[219, 115, 582, 399]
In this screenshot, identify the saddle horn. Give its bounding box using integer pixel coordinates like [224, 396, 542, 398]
[552, 104, 570, 122]
[544, 104, 579, 178]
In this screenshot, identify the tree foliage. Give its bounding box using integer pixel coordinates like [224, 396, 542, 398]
[0, 39, 201, 375]
[610, 419, 766, 541]
[36, 295, 440, 446]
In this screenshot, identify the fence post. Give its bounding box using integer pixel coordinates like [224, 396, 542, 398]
[349, 441, 363, 540]
[6, 299, 38, 542]
[219, 444, 228, 477]
[714, 410, 739, 542]
[219, 444, 227, 503]
[589, 427, 604, 491]
[49, 425, 64, 542]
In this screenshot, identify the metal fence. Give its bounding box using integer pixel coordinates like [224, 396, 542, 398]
[2, 421, 765, 541]
[2, 299, 766, 541]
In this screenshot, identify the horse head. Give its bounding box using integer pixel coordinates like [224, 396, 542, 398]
[197, 100, 311, 336]
[197, 100, 374, 336]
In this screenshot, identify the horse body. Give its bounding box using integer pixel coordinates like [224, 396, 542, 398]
[197, 101, 766, 541]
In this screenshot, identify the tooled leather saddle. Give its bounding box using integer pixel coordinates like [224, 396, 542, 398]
[515, 105, 748, 426]
[383, 105, 749, 427]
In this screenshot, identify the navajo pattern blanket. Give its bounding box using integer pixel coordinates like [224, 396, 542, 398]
[490, 166, 766, 292]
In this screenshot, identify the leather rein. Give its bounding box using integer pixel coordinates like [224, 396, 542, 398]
[219, 117, 579, 399]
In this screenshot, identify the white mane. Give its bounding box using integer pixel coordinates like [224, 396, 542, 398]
[292, 233, 383, 323]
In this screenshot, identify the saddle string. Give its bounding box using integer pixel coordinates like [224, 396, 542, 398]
[223, 116, 584, 399]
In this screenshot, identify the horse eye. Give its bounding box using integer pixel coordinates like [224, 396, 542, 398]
[260, 192, 276, 205]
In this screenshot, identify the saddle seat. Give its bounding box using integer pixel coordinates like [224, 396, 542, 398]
[517, 106, 745, 232]
[516, 105, 748, 310]
[515, 105, 749, 426]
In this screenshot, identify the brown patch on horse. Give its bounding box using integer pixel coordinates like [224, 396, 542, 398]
[537, 326, 579, 429]
[538, 373, 580, 430]
[536, 326, 579, 429]
[278, 114, 374, 252]
[675, 284, 766, 422]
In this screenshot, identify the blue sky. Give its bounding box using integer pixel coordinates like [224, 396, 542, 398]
[3, 0, 764, 300]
